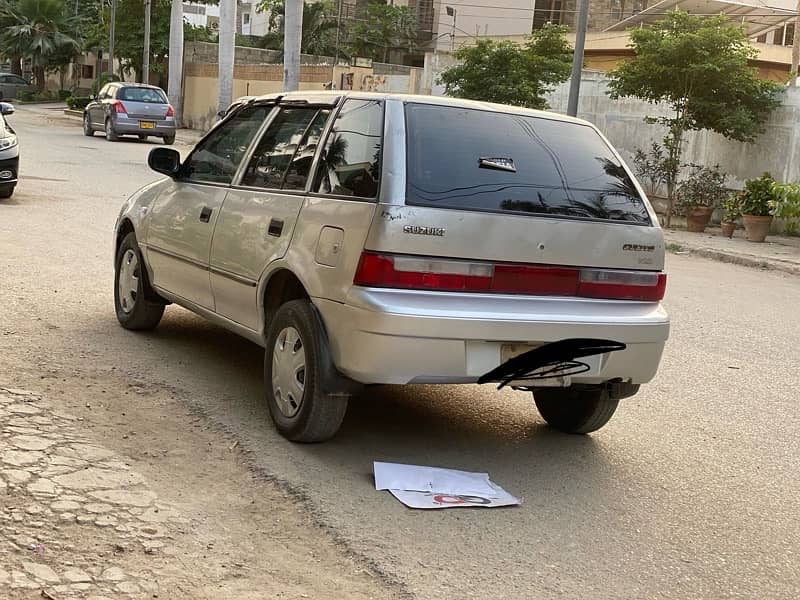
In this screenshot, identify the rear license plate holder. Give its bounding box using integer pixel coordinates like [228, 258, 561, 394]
[500, 343, 605, 387]
[140, 121, 156, 129]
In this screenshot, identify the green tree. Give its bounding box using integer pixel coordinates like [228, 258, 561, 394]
[0, 0, 80, 89]
[607, 11, 782, 227]
[109, 0, 172, 82]
[438, 24, 572, 109]
[256, 0, 341, 57]
[347, 0, 417, 63]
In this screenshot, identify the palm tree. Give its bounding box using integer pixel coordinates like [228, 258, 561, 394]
[0, 0, 79, 90]
[257, 0, 341, 58]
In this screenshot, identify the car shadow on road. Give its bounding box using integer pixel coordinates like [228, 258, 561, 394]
[144, 312, 628, 505]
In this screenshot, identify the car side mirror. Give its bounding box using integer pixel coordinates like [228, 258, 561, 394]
[0, 102, 15, 116]
[148, 147, 181, 177]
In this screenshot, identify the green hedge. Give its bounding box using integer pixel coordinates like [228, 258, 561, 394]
[66, 96, 92, 110]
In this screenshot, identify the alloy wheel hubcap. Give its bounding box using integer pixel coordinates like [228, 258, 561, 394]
[118, 249, 139, 313]
[271, 327, 306, 418]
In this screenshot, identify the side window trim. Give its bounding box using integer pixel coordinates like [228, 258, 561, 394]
[305, 97, 346, 194]
[278, 108, 327, 190]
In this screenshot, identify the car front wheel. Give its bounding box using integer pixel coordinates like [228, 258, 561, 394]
[533, 385, 620, 434]
[264, 300, 348, 442]
[114, 232, 165, 330]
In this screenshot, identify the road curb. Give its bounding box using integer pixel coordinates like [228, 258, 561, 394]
[668, 244, 800, 277]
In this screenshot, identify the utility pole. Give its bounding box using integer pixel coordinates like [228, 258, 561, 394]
[143, 0, 151, 84]
[109, 0, 117, 77]
[218, 0, 237, 113]
[792, 0, 800, 87]
[567, 0, 589, 117]
[332, 0, 343, 86]
[283, 0, 303, 91]
[167, 0, 184, 125]
[446, 6, 457, 52]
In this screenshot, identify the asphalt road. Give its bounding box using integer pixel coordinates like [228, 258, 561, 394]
[2, 106, 799, 599]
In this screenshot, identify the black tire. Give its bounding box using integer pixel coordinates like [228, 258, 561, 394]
[533, 386, 619, 434]
[83, 113, 94, 136]
[114, 232, 165, 331]
[264, 300, 348, 442]
[0, 185, 13, 199]
[138, 134, 148, 141]
[163, 134, 175, 145]
[105, 118, 119, 142]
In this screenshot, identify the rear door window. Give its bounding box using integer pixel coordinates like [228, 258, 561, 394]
[405, 104, 650, 225]
[313, 99, 383, 199]
[240, 107, 330, 190]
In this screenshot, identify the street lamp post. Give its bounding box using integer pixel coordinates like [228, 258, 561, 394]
[109, 0, 117, 77]
[143, 0, 151, 84]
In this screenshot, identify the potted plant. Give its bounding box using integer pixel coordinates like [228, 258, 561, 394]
[720, 193, 742, 238]
[674, 164, 727, 233]
[740, 173, 776, 242]
[770, 182, 800, 235]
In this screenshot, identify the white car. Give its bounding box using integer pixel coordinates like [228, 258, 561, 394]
[113, 92, 670, 442]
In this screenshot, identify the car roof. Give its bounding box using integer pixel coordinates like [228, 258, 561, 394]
[112, 82, 165, 91]
[244, 90, 591, 127]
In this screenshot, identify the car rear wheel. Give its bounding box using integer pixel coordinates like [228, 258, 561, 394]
[163, 134, 175, 145]
[105, 118, 119, 142]
[533, 386, 619, 434]
[0, 185, 13, 199]
[114, 232, 165, 330]
[264, 300, 348, 442]
[138, 134, 148, 141]
[83, 113, 94, 137]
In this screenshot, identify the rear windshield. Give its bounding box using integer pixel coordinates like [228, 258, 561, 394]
[118, 87, 168, 103]
[405, 104, 651, 225]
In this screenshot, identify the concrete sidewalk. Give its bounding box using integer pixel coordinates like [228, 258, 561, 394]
[664, 227, 800, 277]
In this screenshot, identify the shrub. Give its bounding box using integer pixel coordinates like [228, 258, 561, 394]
[740, 173, 776, 216]
[66, 96, 92, 110]
[721, 193, 743, 223]
[674, 164, 727, 214]
[58, 89, 72, 101]
[17, 90, 34, 101]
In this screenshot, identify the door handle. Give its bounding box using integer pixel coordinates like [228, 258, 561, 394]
[199, 206, 213, 223]
[268, 218, 284, 237]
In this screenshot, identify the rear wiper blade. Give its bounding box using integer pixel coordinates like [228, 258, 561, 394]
[477, 338, 626, 390]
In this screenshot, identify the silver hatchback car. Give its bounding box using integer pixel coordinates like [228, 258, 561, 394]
[84, 82, 176, 144]
[113, 92, 670, 442]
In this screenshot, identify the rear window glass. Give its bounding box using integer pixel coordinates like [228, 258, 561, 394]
[405, 104, 650, 225]
[118, 87, 168, 103]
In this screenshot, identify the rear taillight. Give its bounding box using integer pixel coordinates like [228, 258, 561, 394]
[353, 252, 666, 301]
[112, 100, 127, 114]
[166, 104, 175, 117]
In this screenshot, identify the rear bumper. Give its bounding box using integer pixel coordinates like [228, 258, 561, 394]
[113, 115, 175, 137]
[314, 288, 670, 385]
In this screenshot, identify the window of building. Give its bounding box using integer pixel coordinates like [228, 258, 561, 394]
[243, 12, 250, 25]
[756, 33, 768, 43]
[80, 64, 94, 79]
[533, 0, 564, 30]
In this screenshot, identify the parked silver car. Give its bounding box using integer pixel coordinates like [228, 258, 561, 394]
[84, 82, 176, 144]
[0, 73, 32, 101]
[113, 92, 670, 442]
[0, 101, 18, 199]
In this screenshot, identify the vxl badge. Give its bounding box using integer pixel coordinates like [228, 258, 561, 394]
[403, 225, 445, 237]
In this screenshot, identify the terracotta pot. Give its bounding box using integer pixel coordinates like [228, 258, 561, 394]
[720, 221, 736, 238]
[743, 215, 773, 243]
[686, 206, 714, 233]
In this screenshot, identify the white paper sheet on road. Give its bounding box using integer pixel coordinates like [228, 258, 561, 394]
[374, 462, 521, 509]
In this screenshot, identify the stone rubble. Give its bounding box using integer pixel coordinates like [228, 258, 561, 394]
[0, 387, 182, 598]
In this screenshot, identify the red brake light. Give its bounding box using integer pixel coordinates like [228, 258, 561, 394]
[112, 100, 127, 114]
[353, 252, 666, 301]
[166, 104, 174, 117]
